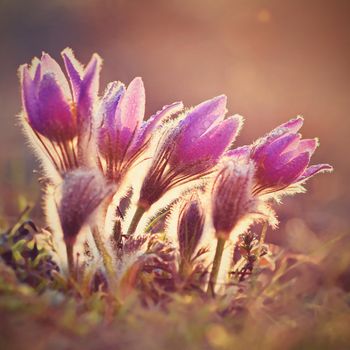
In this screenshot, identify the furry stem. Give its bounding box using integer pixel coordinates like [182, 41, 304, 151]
[91, 226, 115, 279]
[179, 258, 192, 280]
[126, 205, 147, 236]
[207, 237, 226, 297]
[66, 243, 75, 279]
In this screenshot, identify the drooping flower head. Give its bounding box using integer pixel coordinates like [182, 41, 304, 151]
[227, 117, 333, 196]
[97, 77, 183, 183]
[211, 158, 276, 240]
[138, 95, 243, 209]
[19, 48, 101, 179]
[58, 169, 114, 246]
[177, 194, 205, 264]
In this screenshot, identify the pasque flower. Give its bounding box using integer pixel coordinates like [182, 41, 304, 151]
[208, 158, 276, 295]
[127, 95, 243, 236]
[19, 48, 101, 179]
[58, 169, 114, 276]
[177, 195, 205, 276]
[211, 160, 256, 240]
[138, 95, 243, 210]
[17, 46, 335, 299]
[227, 117, 333, 196]
[97, 78, 183, 183]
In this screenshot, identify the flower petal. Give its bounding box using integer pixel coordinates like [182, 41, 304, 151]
[296, 164, 333, 182]
[76, 53, 102, 132]
[180, 95, 227, 143]
[61, 48, 83, 101]
[37, 73, 76, 140]
[128, 101, 183, 155]
[118, 77, 145, 132]
[225, 145, 251, 159]
[278, 116, 304, 133]
[253, 116, 304, 160]
[253, 133, 300, 168]
[20, 65, 39, 123]
[175, 115, 242, 164]
[262, 151, 311, 187]
[297, 138, 319, 154]
[41, 52, 71, 100]
[100, 81, 125, 128]
[97, 82, 126, 157]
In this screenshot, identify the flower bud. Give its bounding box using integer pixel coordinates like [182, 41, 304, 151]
[211, 159, 255, 240]
[250, 117, 333, 195]
[177, 196, 205, 262]
[58, 169, 114, 245]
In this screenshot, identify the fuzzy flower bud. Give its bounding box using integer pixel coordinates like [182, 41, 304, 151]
[226, 117, 333, 197]
[250, 117, 333, 195]
[58, 169, 114, 245]
[139, 95, 242, 209]
[211, 159, 258, 240]
[177, 196, 205, 263]
[170, 95, 243, 167]
[97, 77, 183, 183]
[19, 48, 101, 178]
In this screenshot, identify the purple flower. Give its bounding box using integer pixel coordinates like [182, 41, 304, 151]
[20, 53, 76, 141]
[19, 48, 101, 176]
[211, 159, 257, 240]
[170, 95, 242, 167]
[58, 169, 114, 246]
[97, 77, 183, 182]
[138, 95, 242, 209]
[208, 158, 276, 295]
[177, 195, 205, 263]
[249, 117, 333, 195]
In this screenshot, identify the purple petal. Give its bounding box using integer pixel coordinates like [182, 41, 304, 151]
[180, 95, 227, 143]
[37, 73, 76, 141]
[118, 77, 145, 132]
[225, 145, 251, 159]
[278, 116, 304, 133]
[41, 53, 71, 100]
[81, 54, 101, 99]
[77, 53, 102, 127]
[296, 164, 333, 182]
[61, 48, 83, 101]
[253, 133, 300, 166]
[20, 65, 39, 122]
[173, 116, 241, 165]
[253, 116, 304, 160]
[97, 82, 126, 157]
[297, 138, 319, 155]
[261, 133, 302, 169]
[100, 81, 125, 128]
[261, 151, 310, 187]
[128, 101, 183, 155]
[31, 58, 42, 85]
[143, 101, 184, 136]
[268, 133, 300, 155]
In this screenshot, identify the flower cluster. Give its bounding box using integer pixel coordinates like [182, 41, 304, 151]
[18, 48, 332, 298]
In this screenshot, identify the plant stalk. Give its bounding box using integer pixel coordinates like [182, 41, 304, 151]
[207, 237, 226, 297]
[66, 243, 75, 279]
[179, 258, 192, 279]
[91, 226, 114, 280]
[126, 205, 147, 236]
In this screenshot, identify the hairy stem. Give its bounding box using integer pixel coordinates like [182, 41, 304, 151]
[126, 205, 147, 236]
[91, 226, 114, 279]
[179, 258, 192, 280]
[66, 243, 75, 279]
[207, 237, 226, 297]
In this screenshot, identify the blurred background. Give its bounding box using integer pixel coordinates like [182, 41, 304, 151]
[0, 0, 349, 243]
